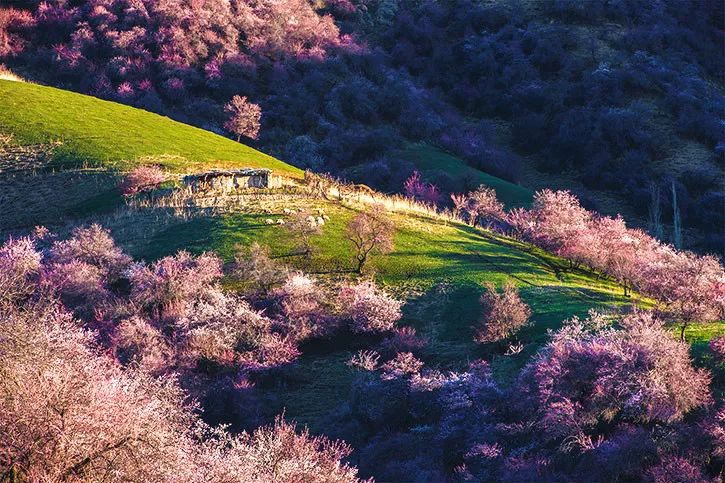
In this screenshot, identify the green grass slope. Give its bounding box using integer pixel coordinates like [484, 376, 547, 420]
[109, 197, 653, 429]
[0, 80, 302, 177]
[402, 143, 533, 208]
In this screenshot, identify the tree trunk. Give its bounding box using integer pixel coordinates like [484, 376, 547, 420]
[679, 323, 687, 342]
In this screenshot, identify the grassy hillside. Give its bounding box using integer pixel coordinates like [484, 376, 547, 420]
[95, 195, 657, 429]
[402, 143, 533, 208]
[0, 81, 303, 231]
[0, 80, 302, 177]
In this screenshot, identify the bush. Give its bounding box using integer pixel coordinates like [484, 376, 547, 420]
[118, 165, 166, 196]
[475, 282, 531, 344]
[338, 281, 403, 334]
[0, 236, 42, 306]
[48, 224, 131, 281]
[520, 311, 711, 446]
[126, 251, 223, 320]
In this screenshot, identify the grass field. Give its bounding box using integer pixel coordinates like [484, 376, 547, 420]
[0, 80, 303, 231]
[118, 197, 659, 430]
[0, 80, 302, 177]
[402, 143, 533, 208]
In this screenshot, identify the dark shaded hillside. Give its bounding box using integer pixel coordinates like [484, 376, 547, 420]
[1, 0, 723, 252]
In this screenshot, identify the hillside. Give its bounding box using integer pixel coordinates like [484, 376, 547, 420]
[74, 187, 640, 428]
[62, 178, 720, 432]
[0, 82, 719, 434]
[401, 143, 533, 208]
[1, 2, 723, 481]
[0, 80, 302, 176]
[0, 80, 302, 231]
[0, 83, 722, 482]
[0, 81, 648, 425]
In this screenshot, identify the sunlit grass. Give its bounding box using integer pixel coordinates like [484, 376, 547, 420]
[0, 80, 302, 177]
[124, 196, 651, 429]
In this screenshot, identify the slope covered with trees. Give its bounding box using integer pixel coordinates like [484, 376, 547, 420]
[2, 0, 722, 252]
[0, 2, 723, 481]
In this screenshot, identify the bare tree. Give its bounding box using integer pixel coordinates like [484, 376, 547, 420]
[234, 242, 288, 294]
[345, 204, 395, 274]
[286, 211, 322, 259]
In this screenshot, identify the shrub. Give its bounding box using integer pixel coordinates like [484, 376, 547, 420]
[179, 290, 271, 362]
[41, 259, 108, 304]
[126, 251, 222, 320]
[118, 165, 166, 196]
[709, 336, 725, 365]
[475, 282, 531, 344]
[114, 316, 170, 372]
[338, 281, 403, 333]
[271, 273, 337, 340]
[223, 95, 261, 141]
[0, 236, 42, 306]
[520, 311, 712, 446]
[379, 327, 428, 357]
[467, 185, 505, 227]
[403, 170, 441, 205]
[227, 416, 360, 483]
[0, 303, 198, 481]
[381, 352, 424, 380]
[48, 224, 132, 281]
[0, 302, 360, 481]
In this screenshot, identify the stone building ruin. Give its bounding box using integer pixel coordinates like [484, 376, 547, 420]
[182, 168, 285, 194]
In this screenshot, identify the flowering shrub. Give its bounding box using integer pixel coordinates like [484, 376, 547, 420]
[348, 350, 381, 371]
[114, 316, 170, 373]
[520, 310, 711, 445]
[41, 259, 108, 303]
[709, 335, 725, 364]
[240, 333, 301, 373]
[0, 236, 42, 305]
[179, 289, 298, 372]
[0, 302, 198, 481]
[646, 457, 707, 483]
[272, 273, 337, 340]
[117, 165, 166, 196]
[227, 416, 360, 483]
[338, 281, 402, 333]
[404, 170, 441, 205]
[379, 326, 428, 357]
[467, 185, 505, 227]
[475, 282, 531, 344]
[527, 189, 591, 251]
[126, 251, 222, 319]
[0, 302, 360, 482]
[48, 224, 132, 280]
[381, 352, 424, 380]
